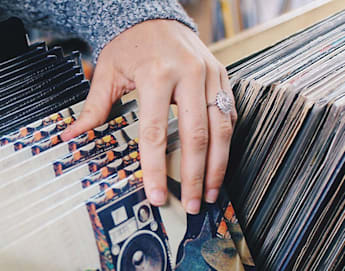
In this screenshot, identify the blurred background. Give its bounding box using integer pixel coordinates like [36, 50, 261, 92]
[29, 0, 318, 80]
[181, 0, 317, 44]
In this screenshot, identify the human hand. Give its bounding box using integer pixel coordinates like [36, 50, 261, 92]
[61, 19, 237, 214]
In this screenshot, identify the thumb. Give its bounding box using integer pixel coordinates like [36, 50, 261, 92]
[61, 59, 134, 142]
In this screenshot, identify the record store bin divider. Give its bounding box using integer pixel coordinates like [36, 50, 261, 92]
[0, 4, 345, 271]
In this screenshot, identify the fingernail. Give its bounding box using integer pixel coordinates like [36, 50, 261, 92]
[186, 199, 201, 214]
[150, 189, 166, 206]
[205, 189, 219, 203]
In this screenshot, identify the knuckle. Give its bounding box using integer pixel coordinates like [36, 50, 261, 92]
[209, 164, 228, 186]
[141, 124, 166, 147]
[185, 174, 204, 191]
[217, 121, 233, 140]
[151, 60, 173, 80]
[190, 127, 209, 150]
[80, 108, 104, 127]
[186, 57, 206, 77]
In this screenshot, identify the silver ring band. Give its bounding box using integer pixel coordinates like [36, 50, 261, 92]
[207, 90, 233, 114]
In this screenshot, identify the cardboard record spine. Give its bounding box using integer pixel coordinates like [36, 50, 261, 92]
[0, 51, 80, 91]
[0, 100, 84, 146]
[0, 73, 84, 117]
[0, 117, 172, 218]
[0, 156, 141, 238]
[0, 55, 58, 86]
[0, 42, 46, 70]
[0, 129, 123, 206]
[0, 47, 64, 77]
[0, 110, 138, 179]
[0, 65, 81, 108]
[0, 109, 134, 165]
[0, 147, 139, 231]
[0, 59, 76, 100]
[0, 114, 78, 158]
[0, 81, 89, 135]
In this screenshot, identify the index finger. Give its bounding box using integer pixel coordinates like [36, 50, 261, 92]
[60, 60, 114, 141]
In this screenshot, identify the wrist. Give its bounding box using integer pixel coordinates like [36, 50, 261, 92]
[88, 0, 197, 64]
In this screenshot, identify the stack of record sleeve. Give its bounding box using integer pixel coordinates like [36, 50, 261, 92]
[4, 8, 345, 270]
[0, 18, 176, 271]
[225, 9, 345, 271]
[0, 17, 257, 271]
[0, 19, 89, 136]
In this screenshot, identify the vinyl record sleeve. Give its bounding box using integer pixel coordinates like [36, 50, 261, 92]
[264, 111, 345, 270]
[0, 110, 138, 186]
[227, 10, 345, 78]
[248, 63, 345, 231]
[0, 148, 139, 232]
[0, 42, 46, 70]
[250, 90, 341, 270]
[0, 47, 63, 78]
[0, 163, 141, 247]
[0, 113, 78, 158]
[294, 174, 345, 270]
[0, 73, 84, 118]
[0, 120, 177, 234]
[0, 100, 84, 146]
[228, 31, 345, 210]
[0, 122, 180, 270]
[224, 10, 345, 271]
[246, 101, 324, 246]
[0, 100, 136, 156]
[0, 65, 81, 108]
[0, 55, 58, 88]
[0, 121, 177, 243]
[0, 110, 134, 170]
[291, 161, 345, 270]
[0, 59, 76, 100]
[0, 80, 89, 135]
[226, 9, 345, 77]
[0, 100, 137, 168]
[245, 75, 345, 256]
[0, 50, 80, 94]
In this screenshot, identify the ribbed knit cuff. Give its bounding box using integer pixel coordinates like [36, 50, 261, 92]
[2, 0, 197, 64]
[84, 0, 197, 63]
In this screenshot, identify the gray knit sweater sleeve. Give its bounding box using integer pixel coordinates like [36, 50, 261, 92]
[0, 0, 196, 63]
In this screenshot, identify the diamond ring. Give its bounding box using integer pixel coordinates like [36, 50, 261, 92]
[207, 91, 233, 114]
